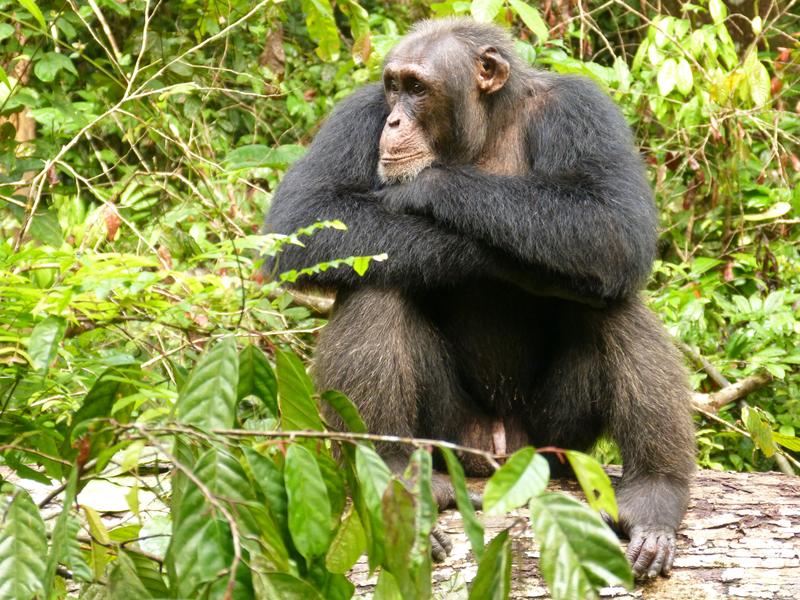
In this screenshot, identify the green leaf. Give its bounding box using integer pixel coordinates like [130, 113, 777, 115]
[339, 0, 371, 63]
[28, 208, 63, 246]
[276, 348, 323, 431]
[43, 468, 79, 593]
[709, 0, 727, 25]
[285, 444, 332, 560]
[0, 23, 14, 41]
[223, 144, 306, 170]
[408, 449, 434, 597]
[107, 551, 152, 598]
[176, 337, 239, 430]
[321, 390, 367, 433]
[440, 448, 484, 561]
[743, 406, 775, 458]
[565, 450, 618, 521]
[355, 444, 391, 569]
[242, 448, 288, 534]
[28, 315, 66, 371]
[471, 0, 504, 23]
[258, 573, 324, 600]
[742, 201, 791, 221]
[70, 367, 125, 435]
[529, 493, 633, 600]
[325, 506, 367, 574]
[509, 0, 549, 42]
[484, 447, 549, 516]
[121, 550, 169, 597]
[657, 58, 677, 96]
[675, 58, 693, 96]
[62, 517, 93, 582]
[237, 344, 277, 416]
[468, 529, 511, 600]
[34, 52, 78, 82]
[0, 486, 47, 600]
[774, 433, 800, 452]
[300, 0, 340, 61]
[382, 479, 416, 595]
[17, 0, 46, 29]
[747, 59, 771, 106]
[168, 448, 254, 597]
[374, 570, 403, 600]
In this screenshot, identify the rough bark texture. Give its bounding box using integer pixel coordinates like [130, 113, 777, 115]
[351, 468, 800, 598]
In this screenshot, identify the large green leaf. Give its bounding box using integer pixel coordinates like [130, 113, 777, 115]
[468, 529, 511, 600]
[529, 493, 633, 600]
[284, 444, 332, 560]
[471, 0, 504, 23]
[321, 389, 367, 433]
[258, 573, 324, 600]
[408, 449, 435, 597]
[565, 450, 618, 521]
[237, 344, 277, 416]
[325, 505, 367, 574]
[354, 444, 391, 569]
[509, 0, 549, 42]
[168, 447, 254, 597]
[276, 348, 323, 431]
[483, 447, 549, 516]
[33, 52, 78, 82]
[176, 337, 239, 430]
[382, 479, 416, 595]
[27, 315, 66, 371]
[0, 486, 47, 600]
[242, 447, 288, 535]
[440, 448, 484, 560]
[300, 0, 340, 61]
[43, 469, 78, 593]
[107, 551, 152, 598]
[17, 0, 46, 28]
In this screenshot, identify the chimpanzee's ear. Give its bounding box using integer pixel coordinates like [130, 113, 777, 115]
[476, 46, 510, 94]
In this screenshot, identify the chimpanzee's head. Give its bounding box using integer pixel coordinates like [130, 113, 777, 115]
[378, 19, 518, 183]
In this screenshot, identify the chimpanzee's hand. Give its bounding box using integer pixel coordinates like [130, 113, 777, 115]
[625, 525, 677, 579]
[377, 167, 443, 216]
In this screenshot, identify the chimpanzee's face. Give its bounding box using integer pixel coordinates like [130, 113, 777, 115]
[378, 36, 511, 183]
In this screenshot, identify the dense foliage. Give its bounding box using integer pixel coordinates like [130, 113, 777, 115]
[0, 0, 797, 597]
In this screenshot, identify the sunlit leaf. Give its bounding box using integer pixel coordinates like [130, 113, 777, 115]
[742, 201, 791, 221]
[484, 447, 549, 515]
[743, 406, 775, 458]
[509, 0, 548, 43]
[657, 58, 677, 96]
[675, 58, 693, 96]
[300, 0, 340, 61]
[471, 0, 504, 23]
[27, 315, 66, 371]
[17, 0, 46, 29]
[530, 493, 633, 599]
[565, 450, 618, 521]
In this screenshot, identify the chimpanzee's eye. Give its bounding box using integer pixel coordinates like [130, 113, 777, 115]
[386, 78, 400, 93]
[409, 79, 426, 96]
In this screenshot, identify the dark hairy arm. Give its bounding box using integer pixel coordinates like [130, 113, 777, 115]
[382, 75, 658, 301]
[264, 84, 498, 291]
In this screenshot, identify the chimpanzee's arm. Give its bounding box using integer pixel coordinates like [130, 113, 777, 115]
[382, 75, 658, 301]
[264, 84, 499, 290]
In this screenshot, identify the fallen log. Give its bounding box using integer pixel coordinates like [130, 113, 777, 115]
[350, 468, 800, 598]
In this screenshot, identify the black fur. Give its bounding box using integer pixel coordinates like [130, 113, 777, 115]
[264, 18, 695, 579]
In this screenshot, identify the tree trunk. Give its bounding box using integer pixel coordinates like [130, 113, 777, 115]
[351, 468, 800, 598]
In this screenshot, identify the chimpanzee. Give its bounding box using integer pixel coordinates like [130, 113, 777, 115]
[264, 18, 695, 578]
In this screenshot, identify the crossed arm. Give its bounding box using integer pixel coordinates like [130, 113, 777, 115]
[265, 77, 657, 301]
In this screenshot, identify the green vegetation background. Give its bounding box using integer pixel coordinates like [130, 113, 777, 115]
[0, 0, 797, 597]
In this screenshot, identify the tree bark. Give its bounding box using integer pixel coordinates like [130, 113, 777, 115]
[351, 468, 800, 598]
